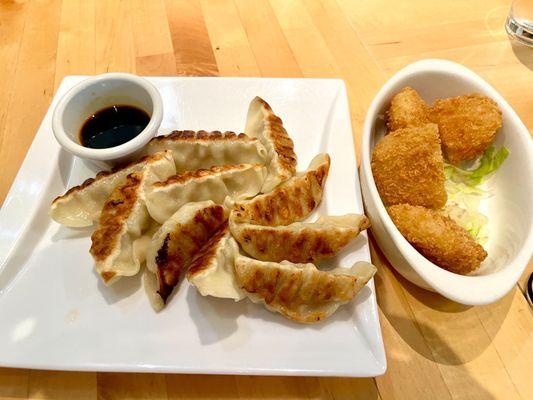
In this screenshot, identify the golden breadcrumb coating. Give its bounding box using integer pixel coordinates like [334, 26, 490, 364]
[388, 204, 487, 275]
[430, 93, 502, 164]
[371, 123, 447, 209]
[387, 87, 430, 131]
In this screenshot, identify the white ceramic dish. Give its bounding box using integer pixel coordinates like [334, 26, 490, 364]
[0, 76, 385, 376]
[52, 73, 163, 168]
[361, 59, 533, 306]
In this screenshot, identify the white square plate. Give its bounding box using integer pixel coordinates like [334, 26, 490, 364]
[0, 77, 385, 377]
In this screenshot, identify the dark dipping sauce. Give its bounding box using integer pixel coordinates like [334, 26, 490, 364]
[79, 105, 150, 149]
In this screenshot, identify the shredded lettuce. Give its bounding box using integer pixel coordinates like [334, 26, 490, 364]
[443, 203, 489, 245]
[445, 145, 509, 186]
[442, 145, 509, 244]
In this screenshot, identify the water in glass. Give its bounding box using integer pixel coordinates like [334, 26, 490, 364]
[506, 0, 533, 46]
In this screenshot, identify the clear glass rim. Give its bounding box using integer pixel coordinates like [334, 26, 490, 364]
[506, 15, 533, 46]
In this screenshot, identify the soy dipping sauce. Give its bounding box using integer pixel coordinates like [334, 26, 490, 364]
[79, 105, 150, 149]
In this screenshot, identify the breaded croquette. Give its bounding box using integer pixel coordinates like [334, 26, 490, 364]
[430, 93, 502, 165]
[371, 123, 447, 209]
[387, 87, 430, 131]
[387, 204, 487, 275]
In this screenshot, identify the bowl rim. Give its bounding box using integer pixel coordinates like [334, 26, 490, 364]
[51, 72, 163, 161]
[361, 58, 533, 305]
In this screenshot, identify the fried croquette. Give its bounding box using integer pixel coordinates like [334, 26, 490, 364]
[388, 204, 487, 275]
[387, 87, 430, 131]
[430, 93, 502, 165]
[371, 123, 447, 209]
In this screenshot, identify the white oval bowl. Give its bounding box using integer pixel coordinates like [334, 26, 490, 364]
[360, 59, 533, 305]
[52, 72, 163, 168]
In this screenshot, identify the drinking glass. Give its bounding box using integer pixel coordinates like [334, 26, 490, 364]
[506, 0, 533, 46]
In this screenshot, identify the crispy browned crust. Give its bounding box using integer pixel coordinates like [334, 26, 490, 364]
[187, 222, 229, 278]
[154, 163, 261, 187]
[430, 93, 502, 164]
[156, 205, 226, 302]
[360, 217, 371, 231]
[149, 130, 255, 143]
[371, 124, 447, 209]
[387, 204, 487, 275]
[232, 154, 330, 226]
[233, 216, 370, 263]
[101, 271, 116, 283]
[234, 259, 358, 323]
[52, 152, 167, 205]
[258, 98, 297, 176]
[387, 87, 430, 131]
[90, 173, 143, 265]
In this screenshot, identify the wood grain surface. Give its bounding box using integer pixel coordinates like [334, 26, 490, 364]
[0, 0, 532, 399]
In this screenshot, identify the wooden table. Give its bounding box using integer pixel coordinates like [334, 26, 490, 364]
[0, 1, 531, 399]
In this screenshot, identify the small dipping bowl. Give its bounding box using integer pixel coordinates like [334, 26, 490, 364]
[52, 72, 163, 168]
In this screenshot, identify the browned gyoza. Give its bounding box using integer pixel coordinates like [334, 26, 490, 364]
[230, 153, 330, 227]
[50, 151, 175, 227]
[90, 173, 147, 284]
[145, 130, 267, 172]
[89, 153, 176, 285]
[145, 163, 266, 224]
[234, 255, 377, 324]
[144, 201, 227, 310]
[187, 223, 245, 301]
[230, 214, 370, 264]
[245, 96, 298, 193]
